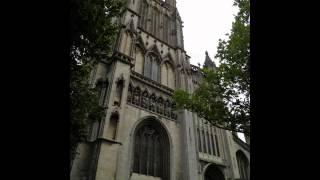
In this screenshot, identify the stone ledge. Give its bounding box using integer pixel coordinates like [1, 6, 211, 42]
[131, 71, 174, 95]
[97, 137, 122, 145]
[199, 153, 226, 166]
[127, 102, 177, 122]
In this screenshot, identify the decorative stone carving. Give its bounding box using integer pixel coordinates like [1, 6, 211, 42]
[133, 87, 141, 105]
[149, 94, 156, 112]
[141, 90, 149, 108]
[126, 84, 177, 120]
[171, 102, 177, 119]
[157, 97, 164, 114]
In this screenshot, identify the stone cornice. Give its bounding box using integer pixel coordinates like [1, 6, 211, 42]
[130, 70, 174, 95]
[127, 102, 177, 121]
[112, 51, 134, 66]
[97, 137, 122, 145]
[199, 155, 227, 167]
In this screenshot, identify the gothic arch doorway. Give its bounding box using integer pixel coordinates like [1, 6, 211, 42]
[204, 164, 225, 180]
[132, 118, 170, 180]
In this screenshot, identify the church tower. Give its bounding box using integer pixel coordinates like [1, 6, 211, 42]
[70, 1, 250, 180]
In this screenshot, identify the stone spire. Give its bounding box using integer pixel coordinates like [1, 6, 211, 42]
[203, 51, 216, 69]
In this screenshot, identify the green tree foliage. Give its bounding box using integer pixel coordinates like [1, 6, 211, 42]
[173, 0, 250, 135]
[70, 0, 124, 161]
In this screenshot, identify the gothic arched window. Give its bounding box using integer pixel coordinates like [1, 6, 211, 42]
[133, 119, 170, 179]
[161, 61, 175, 89]
[144, 53, 160, 82]
[236, 150, 249, 180]
[204, 164, 225, 180]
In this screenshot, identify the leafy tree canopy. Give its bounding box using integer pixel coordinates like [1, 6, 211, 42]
[70, 0, 124, 161]
[173, 0, 250, 136]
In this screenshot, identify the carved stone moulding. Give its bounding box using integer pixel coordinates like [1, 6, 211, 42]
[126, 78, 177, 121]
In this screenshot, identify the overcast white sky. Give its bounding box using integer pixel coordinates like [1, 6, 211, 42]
[177, 0, 238, 67]
[177, 1, 246, 142]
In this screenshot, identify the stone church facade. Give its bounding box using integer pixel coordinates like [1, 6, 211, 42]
[71, 0, 250, 180]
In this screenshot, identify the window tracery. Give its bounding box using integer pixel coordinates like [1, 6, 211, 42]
[144, 53, 161, 82]
[133, 121, 170, 179]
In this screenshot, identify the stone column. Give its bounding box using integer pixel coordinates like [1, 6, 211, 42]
[179, 109, 198, 180]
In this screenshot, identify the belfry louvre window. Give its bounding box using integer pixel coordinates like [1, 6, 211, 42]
[133, 120, 170, 179]
[144, 53, 160, 82]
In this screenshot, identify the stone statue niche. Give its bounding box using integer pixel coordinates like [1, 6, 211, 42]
[157, 97, 164, 115]
[133, 87, 141, 106]
[106, 111, 119, 140]
[149, 94, 156, 112]
[113, 74, 125, 106]
[164, 100, 171, 117]
[141, 90, 149, 108]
